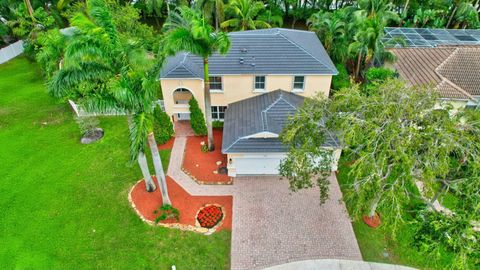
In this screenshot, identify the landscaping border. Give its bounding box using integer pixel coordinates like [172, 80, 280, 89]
[127, 179, 226, 235]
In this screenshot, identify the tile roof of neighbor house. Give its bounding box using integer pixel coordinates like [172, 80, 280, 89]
[160, 28, 338, 79]
[222, 90, 339, 153]
[390, 46, 480, 100]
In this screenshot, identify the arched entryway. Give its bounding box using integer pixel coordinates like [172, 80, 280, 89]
[172, 88, 193, 121]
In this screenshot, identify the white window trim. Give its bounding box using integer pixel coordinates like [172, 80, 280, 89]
[292, 76, 305, 92]
[253, 75, 267, 92]
[211, 105, 227, 121]
[209, 76, 223, 92]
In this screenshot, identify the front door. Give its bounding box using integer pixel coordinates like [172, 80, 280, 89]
[177, 113, 190, 120]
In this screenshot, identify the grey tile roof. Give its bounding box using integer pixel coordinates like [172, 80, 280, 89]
[222, 89, 339, 153]
[160, 28, 337, 79]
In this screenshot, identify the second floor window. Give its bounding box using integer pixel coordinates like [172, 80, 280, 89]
[209, 76, 222, 91]
[254, 76, 266, 91]
[293, 76, 305, 91]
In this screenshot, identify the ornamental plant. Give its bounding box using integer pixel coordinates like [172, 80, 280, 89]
[188, 97, 207, 136]
[153, 106, 174, 144]
[197, 205, 223, 229]
[153, 204, 180, 223]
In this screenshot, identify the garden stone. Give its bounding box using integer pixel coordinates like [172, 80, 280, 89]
[81, 128, 104, 144]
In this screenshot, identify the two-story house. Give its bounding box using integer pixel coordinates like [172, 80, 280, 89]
[159, 28, 340, 176]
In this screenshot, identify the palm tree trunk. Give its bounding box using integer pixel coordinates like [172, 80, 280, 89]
[24, 0, 35, 21]
[138, 152, 157, 192]
[446, 5, 457, 28]
[203, 58, 215, 151]
[355, 52, 362, 80]
[147, 132, 171, 205]
[368, 191, 382, 217]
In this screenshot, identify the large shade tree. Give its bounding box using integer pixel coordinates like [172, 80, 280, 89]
[162, 6, 230, 151]
[280, 79, 480, 225]
[48, 0, 171, 204]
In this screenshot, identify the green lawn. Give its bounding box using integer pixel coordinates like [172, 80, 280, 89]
[337, 161, 455, 270]
[0, 58, 230, 270]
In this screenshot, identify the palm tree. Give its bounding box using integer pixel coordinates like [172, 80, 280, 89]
[49, 0, 171, 202]
[162, 7, 230, 151]
[196, 0, 225, 30]
[307, 10, 347, 63]
[221, 0, 271, 30]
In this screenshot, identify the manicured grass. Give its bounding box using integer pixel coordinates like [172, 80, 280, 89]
[0, 58, 230, 269]
[337, 160, 455, 270]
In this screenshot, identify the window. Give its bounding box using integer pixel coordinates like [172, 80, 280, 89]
[211, 106, 227, 120]
[293, 76, 305, 91]
[254, 76, 266, 91]
[209, 76, 222, 91]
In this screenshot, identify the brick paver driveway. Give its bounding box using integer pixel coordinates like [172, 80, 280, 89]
[168, 137, 361, 270]
[230, 175, 362, 269]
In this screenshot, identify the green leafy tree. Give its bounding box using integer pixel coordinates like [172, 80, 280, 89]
[308, 10, 348, 63]
[221, 0, 271, 30]
[281, 79, 480, 226]
[331, 63, 351, 91]
[153, 105, 174, 144]
[188, 97, 207, 136]
[196, 0, 225, 30]
[35, 29, 66, 78]
[162, 6, 230, 151]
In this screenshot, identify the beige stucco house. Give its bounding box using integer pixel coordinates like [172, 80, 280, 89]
[159, 28, 340, 176]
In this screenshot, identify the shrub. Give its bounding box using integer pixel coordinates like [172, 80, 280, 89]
[365, 67, 396, 84]
[331, 63, 351, 91]
[153, 204, 180, 223]
[212, 120, 224, 129]
[188, 97, 207, 136]
[153, 106, 174, 144]
[364, 67, 397, 95]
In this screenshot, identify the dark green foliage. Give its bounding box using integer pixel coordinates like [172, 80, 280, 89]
[189, 97, 207, 136]
[153, 105, 174, 144]
[331, 63, 350, 91]
[212, 120, 224, 129]
[365, 67, 396, 84]
[153, 204, 180, 223]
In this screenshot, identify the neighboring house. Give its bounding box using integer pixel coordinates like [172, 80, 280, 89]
[383, 27, 480, 108]
[159, 28, 340, 176]
[222, 90, 341, 177]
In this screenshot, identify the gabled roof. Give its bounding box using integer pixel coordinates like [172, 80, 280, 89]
[222, 90, 339, 153]
[160, 28, 337, 79]
[390, 46, 480, 101]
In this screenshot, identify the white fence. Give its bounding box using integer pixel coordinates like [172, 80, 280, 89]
[0, 40, 24, 64]
[69, 99, 165, 117]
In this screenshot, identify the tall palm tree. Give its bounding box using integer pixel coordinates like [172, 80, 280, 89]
[221, 0, 271, 30]
[196, 0, 225, 30]
[307, 10, 347, 63]
[162, 7, 230, 151]
[49, 0, 171, 203]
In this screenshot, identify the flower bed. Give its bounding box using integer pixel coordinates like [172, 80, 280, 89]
[196, 205, 224, 229]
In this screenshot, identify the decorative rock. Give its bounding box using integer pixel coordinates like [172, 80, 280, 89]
[216, 161, 222, 166]
[196, 164, 199, 167]
[81, 128, 104, 144]
[200, 141, 205, 145]
[213, 170, 218, 174]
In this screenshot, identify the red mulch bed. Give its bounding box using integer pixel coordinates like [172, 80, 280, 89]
[182, 129, 231, 184]
[157, 137, 175, 150]
[130, 176, 232, 230]
[363, 213, 381, 228]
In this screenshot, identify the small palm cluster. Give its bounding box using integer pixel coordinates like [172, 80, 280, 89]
[196, 205, 224, 229]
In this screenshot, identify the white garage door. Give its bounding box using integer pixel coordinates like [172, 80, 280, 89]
[235, 157, 283, 175]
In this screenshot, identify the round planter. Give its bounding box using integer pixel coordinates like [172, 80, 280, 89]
[195, 204, 225, 235]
